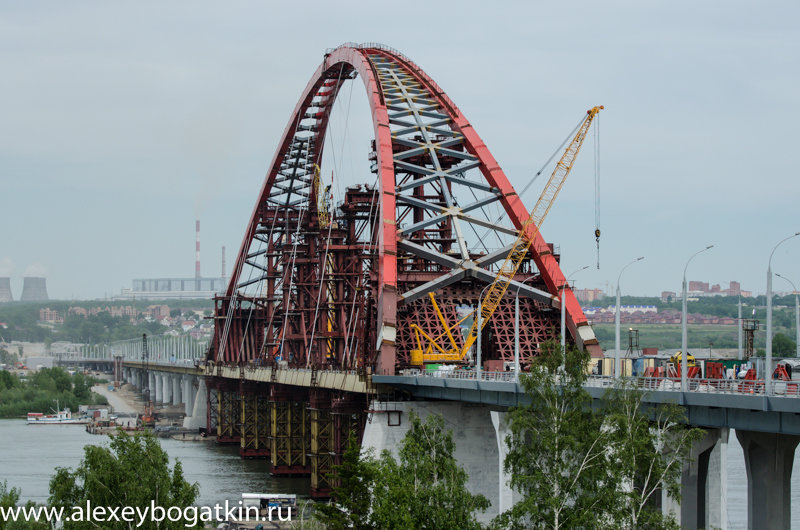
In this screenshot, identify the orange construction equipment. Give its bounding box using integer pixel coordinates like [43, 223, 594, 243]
[706, 361, 724, 379]
[773, 364, 791, 381]
[667, 362, 701, 379]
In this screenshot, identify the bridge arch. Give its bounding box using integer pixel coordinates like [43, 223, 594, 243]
[215, 43, 599, 374]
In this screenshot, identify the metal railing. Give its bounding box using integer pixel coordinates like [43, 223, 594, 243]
[396, 370, 800, 398]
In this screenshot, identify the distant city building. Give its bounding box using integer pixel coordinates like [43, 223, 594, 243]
[68, 305, 138, 320]
[39, 308, 63, 324]
[683, 280, 750, 298]
[573, 288, 604, 303]
[118, 277, 225, 300]
[661, 291, 677, 302]
[143, 304, 170, 319]
[584, 305, 657, 316]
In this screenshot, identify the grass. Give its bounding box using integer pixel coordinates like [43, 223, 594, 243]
[590, 323, 781, 352]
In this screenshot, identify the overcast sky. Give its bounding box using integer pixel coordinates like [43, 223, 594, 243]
[2, 1, 799, 301]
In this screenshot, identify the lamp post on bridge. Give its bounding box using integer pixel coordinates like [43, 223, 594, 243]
[561, 266, 590, 357]
[615, 257, 644, 378]
[681, 245, 714, 393]
[775, 273, 800, 360]
[766, 232, 800, 395]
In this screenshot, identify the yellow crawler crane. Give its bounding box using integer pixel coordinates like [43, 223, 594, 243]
[410, 106, 603, 365]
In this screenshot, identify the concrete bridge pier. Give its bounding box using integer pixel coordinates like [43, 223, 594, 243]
[490, 410, 518, 515]
[171, 375, 181, 406]
[183, 378, 207, 430]
[662, 427, 728, 530]
[182, 376, 196, 417]
[153, 372, 162, 403]
[736, 430, 800, 530]
[362, 401, 500, 524]
[161, 373, 172, 404]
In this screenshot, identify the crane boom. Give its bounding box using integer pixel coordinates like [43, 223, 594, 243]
[414, 105, 603, 364]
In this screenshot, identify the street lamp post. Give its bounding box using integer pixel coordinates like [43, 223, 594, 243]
[561, 266, 590, 356]
[681, 245, 714, 393]
[766, 232, 800, 395]
[775, 272, 800, 361]
[476, 283, 493, 381]
[615, 257, 644, 378]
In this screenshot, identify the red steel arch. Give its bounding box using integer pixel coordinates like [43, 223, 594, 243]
[213, 43, 600, 375]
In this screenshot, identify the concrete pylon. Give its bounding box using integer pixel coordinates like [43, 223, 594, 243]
[362, 401, 500, 524]
[171, 376, 181, 406]
[183, 378, 207, 430]
[736, 430, 800, 530]
[162, 373, 172, 404]
[662, 428, 728, 530]
[490, 410, 518, 514]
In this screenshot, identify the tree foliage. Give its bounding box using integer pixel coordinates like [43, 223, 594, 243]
[0, 481, 49, 530]
[773, 332, 797, 356]
[370, 412, 489, 529]
[315, 413, 488, 530]
[603, 382, 703, 528]
[49, 432, 198, 529]
[496, 343, 701, 529]
[495, 343, 613, 529]
[314, 434, 376, 530]
[0, 481, 20, 530]
[0, 367, 106, 418]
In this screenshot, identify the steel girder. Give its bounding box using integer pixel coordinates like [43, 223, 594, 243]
[240, 383, 270, 458]
[215, 43, 599, 377]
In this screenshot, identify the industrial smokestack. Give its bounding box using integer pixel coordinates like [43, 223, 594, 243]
[195, 220, 201, 291]
[221, 246, 226, 281]
[0, 278, 12, 302]
[20, 277, 48, 301]
[195, 220, 201, 280]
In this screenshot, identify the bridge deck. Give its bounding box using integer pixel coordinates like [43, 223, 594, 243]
[373, 373, 800, 436]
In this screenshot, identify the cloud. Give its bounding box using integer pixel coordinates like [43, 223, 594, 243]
[0, 257, 13, 277]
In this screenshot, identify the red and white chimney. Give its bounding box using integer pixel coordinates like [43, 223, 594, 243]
[221, 245, 226, 280]
[195, 220, 201, 280]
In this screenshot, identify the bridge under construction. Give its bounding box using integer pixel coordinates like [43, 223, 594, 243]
[83, 43, 800, 529]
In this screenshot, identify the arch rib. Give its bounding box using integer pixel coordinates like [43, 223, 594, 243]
[216, 43, 600, 374]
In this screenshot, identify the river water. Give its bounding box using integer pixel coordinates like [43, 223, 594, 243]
[0, 420, 308, 507]
[0, 419, 797, 527]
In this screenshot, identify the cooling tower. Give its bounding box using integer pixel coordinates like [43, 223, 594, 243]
[20, 277, 48, 301]
[0, 278, 12, 302]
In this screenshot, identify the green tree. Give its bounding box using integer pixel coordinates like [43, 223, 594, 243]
[315, 434, 376, 529]
[370, 412, 489, 529]
[0, 370, 16, 391]
[316, 413, 488, 529]
[0, 481, 20, 530]
[0, 481, 48, 530]
[49, 432, 198, 529]
[773, 332, 797, 356]
[497, 344, 701, 529]
[495, 343, 614, 529]
[603, 382, 703, 529]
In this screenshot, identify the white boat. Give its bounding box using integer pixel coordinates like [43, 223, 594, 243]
[27, 407, 89, 425]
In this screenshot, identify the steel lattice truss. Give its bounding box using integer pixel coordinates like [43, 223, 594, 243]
[211, 43, 601, 375]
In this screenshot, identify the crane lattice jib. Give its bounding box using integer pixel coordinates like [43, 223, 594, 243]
[460, 106, 603, 356]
